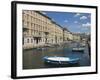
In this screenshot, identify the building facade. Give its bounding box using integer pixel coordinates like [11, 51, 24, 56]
[73, 33, 81, 42]
[63, 28, 75, 42]
[22, 10, 64, 49]
[22, 10, 81, 49]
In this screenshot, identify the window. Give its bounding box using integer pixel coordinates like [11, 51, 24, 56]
[27, 39, 29, 43]
[27, 14, 29, 20]
[23, 37, 24, 45]
[31, 39, 33, 43]
[27, 22, 29, 27]
[31, 23, 33, 28]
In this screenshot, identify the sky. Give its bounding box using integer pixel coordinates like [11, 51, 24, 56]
[42, 11, 91, 34]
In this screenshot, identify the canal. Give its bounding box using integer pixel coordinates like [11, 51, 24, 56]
[23, 42, 91, 69]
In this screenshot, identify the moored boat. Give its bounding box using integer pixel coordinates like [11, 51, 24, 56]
[81, 43, 86, 47]
[43, 56, 80, 65]
[72, 47, 84, 52]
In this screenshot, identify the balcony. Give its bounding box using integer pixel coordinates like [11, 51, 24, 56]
[33, 32, 42, 37]
[23, 25, 29, 31]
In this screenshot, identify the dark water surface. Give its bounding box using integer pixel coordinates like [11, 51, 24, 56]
[23, 43, 90, 69]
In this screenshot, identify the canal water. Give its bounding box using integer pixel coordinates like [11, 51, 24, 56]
[23, 42, 91, 69]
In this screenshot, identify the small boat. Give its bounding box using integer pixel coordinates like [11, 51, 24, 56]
[72, 47, 84, 52]
[81, 43, 86, 47]
[43, 56, 80, 65]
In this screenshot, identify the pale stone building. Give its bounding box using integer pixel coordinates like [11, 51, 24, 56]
[22, 10, 64, 49]
[22, 10, 81, 49]
[63, 28, 70, 42]
[73, 33, 81, 42]
[54, 23, 63, 44]
[67, 32, 73, 41]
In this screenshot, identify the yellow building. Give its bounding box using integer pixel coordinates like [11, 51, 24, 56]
[54, 23, 63, 44]
[63, 28, 70, 42]
[22, 10, 64, 49]
[22, 10, 81, 49]
[63, 28, 74, 41]
[73, 33, 81, 42]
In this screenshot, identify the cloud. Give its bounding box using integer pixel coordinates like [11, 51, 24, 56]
[82, 22, 91, 28]
[80, 16, 87, 20]
[64, 20, 68, 23]
[74, 13, 81, 17]
[74, 21, 78, 23]
[80, 22, 91, 33]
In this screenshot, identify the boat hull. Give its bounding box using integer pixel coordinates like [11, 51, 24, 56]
[72, 50, 84, 52]
[43, 56, 80, 65]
